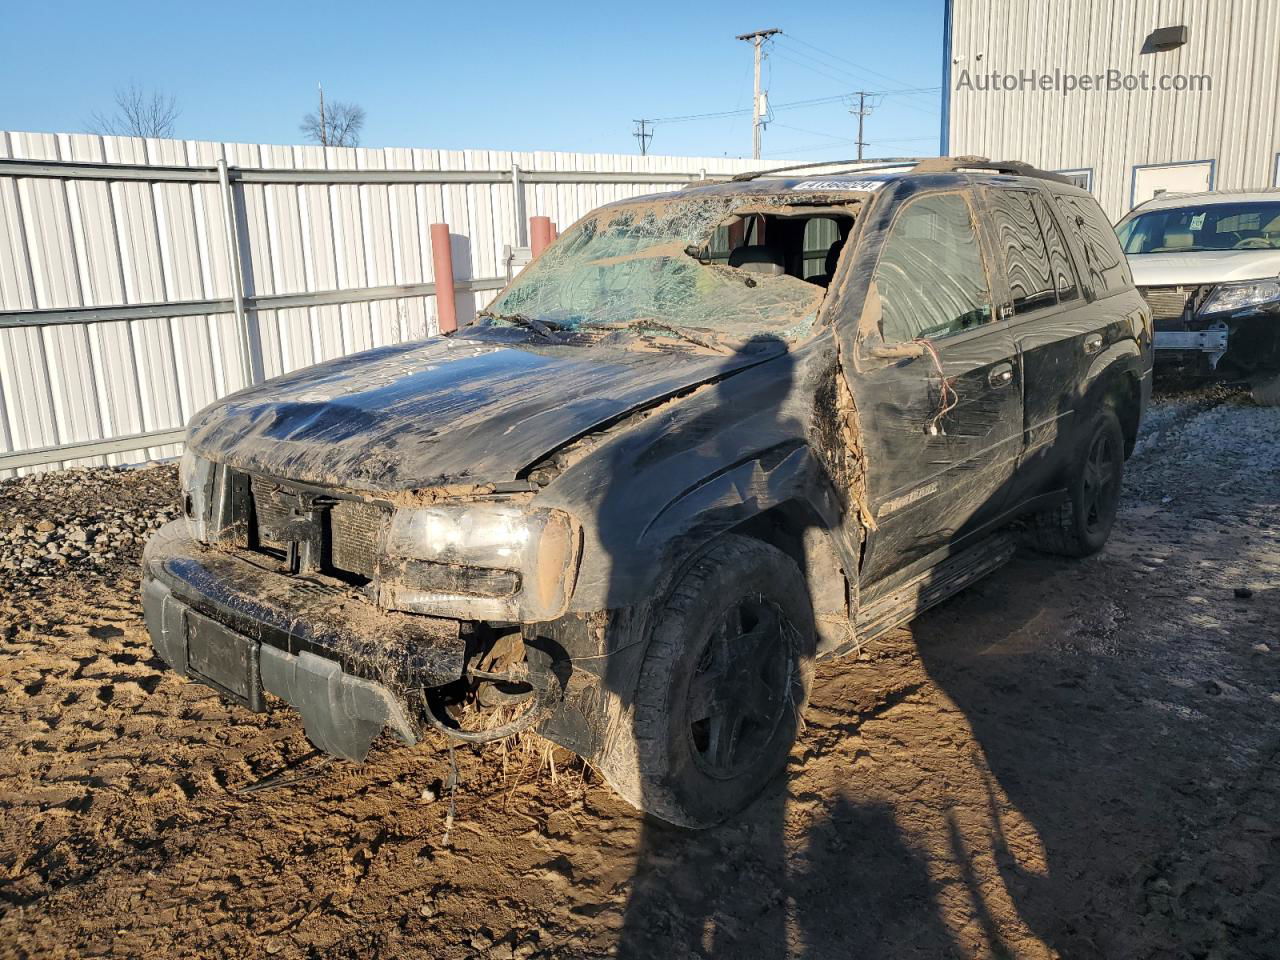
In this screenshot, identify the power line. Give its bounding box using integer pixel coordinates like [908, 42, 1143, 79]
[773, 35, 942, 116]
[769, 121, 856, 143]
[647, 91, 866, 125]
[762, 143, 859, 158]
[762, 47, 942, 119]
[779, 33, 942, 104]
[769, 49, 866, 92]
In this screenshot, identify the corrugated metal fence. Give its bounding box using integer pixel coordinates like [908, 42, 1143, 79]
[0, 130, 764, 475]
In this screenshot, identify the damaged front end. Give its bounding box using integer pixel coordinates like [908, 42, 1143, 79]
[143, 183, 872, 764]
[1140, 278, 1280, 376]
[142, 453, 580, 761]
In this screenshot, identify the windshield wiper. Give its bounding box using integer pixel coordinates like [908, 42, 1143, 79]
[477, 311, 563, 341]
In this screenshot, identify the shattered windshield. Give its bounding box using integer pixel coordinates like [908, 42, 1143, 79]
[484, 193, 838, 342]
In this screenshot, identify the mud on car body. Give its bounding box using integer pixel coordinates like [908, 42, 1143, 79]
[143, 156, 1152, 827]
[1116, 189, 1280, 404]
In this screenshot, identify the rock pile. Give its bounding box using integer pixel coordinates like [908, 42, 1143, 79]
[0, 463, 179, 597]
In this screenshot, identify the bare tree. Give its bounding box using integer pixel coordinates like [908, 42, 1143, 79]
[87, 84, 180, 138]
[300, 84, 365, 148]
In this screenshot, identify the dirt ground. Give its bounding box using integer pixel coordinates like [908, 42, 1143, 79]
[1, 383, 1277, 960]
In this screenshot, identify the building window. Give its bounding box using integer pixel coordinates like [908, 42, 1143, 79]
[1055, 169, 1093, 191]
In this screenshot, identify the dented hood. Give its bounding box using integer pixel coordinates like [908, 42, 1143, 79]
[185, 333, 774, 491]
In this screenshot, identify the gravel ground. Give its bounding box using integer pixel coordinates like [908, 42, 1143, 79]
[0, 385, 1277, 960]
[0, 465, 179, 601]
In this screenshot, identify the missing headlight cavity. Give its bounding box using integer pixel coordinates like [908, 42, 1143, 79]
[420, 627, 557, 743]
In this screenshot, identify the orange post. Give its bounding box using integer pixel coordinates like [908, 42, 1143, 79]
[430, 223, 457, 334]
[530, 215, 553, 258]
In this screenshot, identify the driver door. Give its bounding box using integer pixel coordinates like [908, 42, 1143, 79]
[851, 189, 1024, 586]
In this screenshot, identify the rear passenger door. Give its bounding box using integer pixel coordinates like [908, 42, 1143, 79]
[982, 187, 1090, 477]
[983, 187, 1136, 501]
[853, 190, 1024, 585]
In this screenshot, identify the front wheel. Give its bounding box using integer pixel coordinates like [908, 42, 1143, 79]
[624, 535, 815, 828]
[1028, 407, 1125, 557]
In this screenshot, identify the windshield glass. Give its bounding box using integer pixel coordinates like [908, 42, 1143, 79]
[484, 193, 841, 341]
[1117, 201, 1280, 254]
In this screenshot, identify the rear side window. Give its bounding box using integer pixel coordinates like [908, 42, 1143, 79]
[874, 193, 992, 343]
[1032, 193, 1079, 302]
[1054, 194, 1132, 297]
[988, 190, 1056, 314]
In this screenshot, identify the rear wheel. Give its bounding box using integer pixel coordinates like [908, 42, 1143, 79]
[625, 535, 814, 828]
[1028, 407, 1125, 557]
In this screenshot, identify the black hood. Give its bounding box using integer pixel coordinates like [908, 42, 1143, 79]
[185, 331, 777, 491]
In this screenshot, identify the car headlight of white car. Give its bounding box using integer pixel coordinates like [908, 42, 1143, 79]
[382, 503, 581, 621]
[1199, 278, 1280, 315]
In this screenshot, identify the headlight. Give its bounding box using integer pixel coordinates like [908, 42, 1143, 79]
[383, 504, 580, 621]
[1198, 278, 1280, 315]
[179, 450, 215, 542]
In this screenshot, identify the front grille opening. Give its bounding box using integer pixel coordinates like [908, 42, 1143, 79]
[241, 473, 385, 586]
[1140, 284, 1214, 329]
[323, 500, 382, 585]
[246, 477, 290, 561]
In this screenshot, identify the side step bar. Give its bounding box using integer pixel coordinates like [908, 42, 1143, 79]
[855, 533, 1017, 644]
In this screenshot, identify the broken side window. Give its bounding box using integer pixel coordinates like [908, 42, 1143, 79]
[874, 193, 992, 343]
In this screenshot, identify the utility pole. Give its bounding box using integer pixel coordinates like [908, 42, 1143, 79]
[735, 28, 780, 159]
[633, 119, 654, 156]
[851, 91, 875, 161]
[317, 82, 327, 148]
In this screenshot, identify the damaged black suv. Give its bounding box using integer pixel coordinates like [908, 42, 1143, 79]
[143, 157, 1152, 827]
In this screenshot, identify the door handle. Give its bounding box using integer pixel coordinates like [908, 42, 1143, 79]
[988, 363, 1014, 388]
[1084, 333, 1103, 355]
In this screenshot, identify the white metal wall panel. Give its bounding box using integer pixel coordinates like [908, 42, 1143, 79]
[0, 130, 767, 475]
[947, 0, 1280, 220]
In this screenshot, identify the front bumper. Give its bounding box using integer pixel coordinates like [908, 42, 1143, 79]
[1154, 322, 1230, 367]
[142, 521, 467, 760]
[1150, 313, 1280, 376]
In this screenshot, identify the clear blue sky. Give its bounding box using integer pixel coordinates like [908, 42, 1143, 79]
[1, 0, 945, 160]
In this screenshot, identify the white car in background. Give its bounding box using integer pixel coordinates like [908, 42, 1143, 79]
[1116, 189, 1280, 404]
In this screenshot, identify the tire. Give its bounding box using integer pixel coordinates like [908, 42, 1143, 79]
[1250, 373, 1280, 407]
[1028, 406, 1125, 558]
[628, 535, 815, 828]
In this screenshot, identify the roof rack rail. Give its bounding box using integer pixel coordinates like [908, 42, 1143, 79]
[730, 157, 925, 182]
[910, 156, 1074, 184]
[730, 155, 1073, 185]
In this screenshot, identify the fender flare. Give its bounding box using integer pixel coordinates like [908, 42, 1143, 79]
[570, 444, 843, 614]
